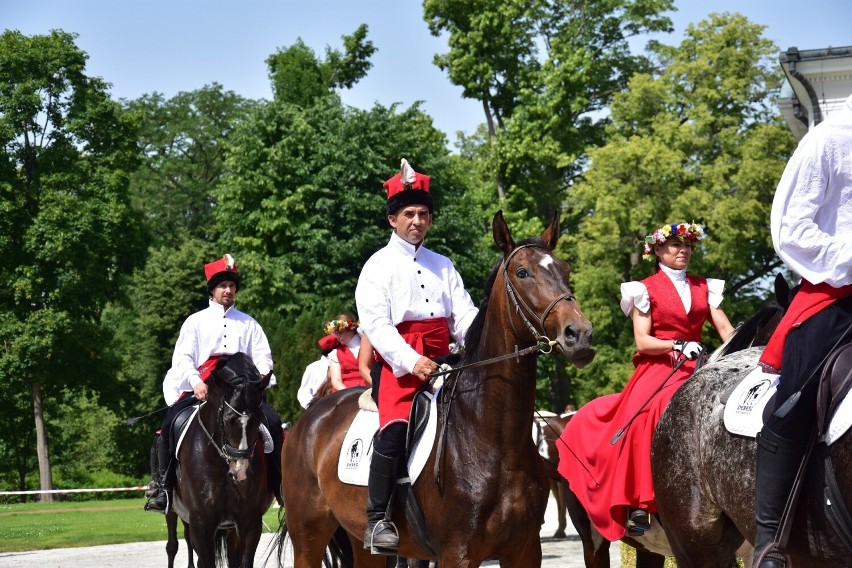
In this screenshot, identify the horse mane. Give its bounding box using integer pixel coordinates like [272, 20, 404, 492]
[211, 353, 266, 411]
[463, 237, 551, 361]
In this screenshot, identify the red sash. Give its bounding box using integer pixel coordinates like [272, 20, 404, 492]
[336, 346, 367, 389]
[759, 281, 852, 372]
[177, 355, 220, 401]
[377, 318, 450, 429]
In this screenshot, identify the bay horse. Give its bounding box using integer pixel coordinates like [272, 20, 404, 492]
[165, 352, 275, 568]
[563, 275, 791, 568]
[277, 210, 595, 567]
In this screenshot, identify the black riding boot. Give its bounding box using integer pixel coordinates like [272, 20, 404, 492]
[753, 428, 806, 568]
[145, 435, 173, 514]
[364, 449, 400, 554]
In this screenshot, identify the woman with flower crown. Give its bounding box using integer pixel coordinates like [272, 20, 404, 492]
[556, 222, 734, 542]
[324, 313, 371, 391]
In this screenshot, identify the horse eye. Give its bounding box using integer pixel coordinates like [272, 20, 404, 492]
[516, 268, 529, 278]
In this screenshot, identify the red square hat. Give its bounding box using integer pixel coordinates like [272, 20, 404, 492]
[384, 158, 433, 215]
[204, 254, 240, 292]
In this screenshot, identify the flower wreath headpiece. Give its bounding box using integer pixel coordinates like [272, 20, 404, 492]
[323, 318, 357, 335]
[642, 222, 705, 261]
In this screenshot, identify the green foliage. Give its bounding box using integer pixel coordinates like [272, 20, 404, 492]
[424, 0, 676, 218]
[124, 84, 256, 248]
[0, 29, 145, 491]
[266, 25, 376, 106]
[562, 13, 796, 402]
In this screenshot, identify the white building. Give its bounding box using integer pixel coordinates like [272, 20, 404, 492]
[778, 45, 852, 140]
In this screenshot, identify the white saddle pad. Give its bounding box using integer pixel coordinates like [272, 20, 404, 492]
[338, 386, 441, 486]
[826, 391, 852, 446]
[723, 369, 778, 438]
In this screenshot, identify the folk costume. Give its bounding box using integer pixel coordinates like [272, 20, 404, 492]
[325, 318, 368, 390]
[751, 93, 852, 568]
[354, 159, 478, 553]
[145, 255, 284, 513]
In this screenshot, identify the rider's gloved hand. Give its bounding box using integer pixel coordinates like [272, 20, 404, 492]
[672, 339, 704, 360]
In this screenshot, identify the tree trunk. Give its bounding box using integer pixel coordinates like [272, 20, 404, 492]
[482, 98, 506, 200]
[31, 381, 54, 502]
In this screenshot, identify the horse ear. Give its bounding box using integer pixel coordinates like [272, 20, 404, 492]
[774, 273, 791, 309]
[540, 211, 560, 250]
[492, 210, 514, 256]
[261, 372, 272, 390]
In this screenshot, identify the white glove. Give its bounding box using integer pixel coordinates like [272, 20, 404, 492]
[673, 339, 704, 360]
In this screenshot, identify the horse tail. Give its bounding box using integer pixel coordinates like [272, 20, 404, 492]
[329, 525, 353, 568]
[214, 531, 228, 567]
[271, 511, 290, 568]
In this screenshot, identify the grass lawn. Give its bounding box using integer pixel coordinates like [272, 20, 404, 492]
[0, 497, 282, 553]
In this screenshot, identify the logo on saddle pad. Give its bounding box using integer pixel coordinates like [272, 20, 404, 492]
[723, 369, 778, 438]
[345, 437, 365, 470]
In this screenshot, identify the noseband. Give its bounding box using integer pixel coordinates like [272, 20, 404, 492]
[502, 244, 575, 347]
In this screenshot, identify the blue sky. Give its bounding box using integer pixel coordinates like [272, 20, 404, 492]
[3, 1, 850, 143]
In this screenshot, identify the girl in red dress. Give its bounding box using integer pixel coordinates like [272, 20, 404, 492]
[557, 222, 734, 541]
[325, 313, 370, 391]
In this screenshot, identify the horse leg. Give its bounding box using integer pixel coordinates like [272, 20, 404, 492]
[166, 511, 179, 568]
[182, 519, 194, 568]
[236, 518, 265, 568]
[635, 550, 666, 568]
[492, 530, 542, 567]
[564, 489, 611, 568]
[553, 478, 568, 539]
[186, 523, 217, 568]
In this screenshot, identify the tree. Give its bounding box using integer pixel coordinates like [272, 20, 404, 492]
[561, 13, 796, 403]
[124, 84, 256, 248]
[424, 0, 675, 217]
[266, 25, 376, 107]
[0, 30, 144, 499]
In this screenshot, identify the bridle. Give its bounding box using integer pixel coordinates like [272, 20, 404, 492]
[502, 244, 575, 350]
[430, 244, 574, 379]
[195, 395, 263, 463]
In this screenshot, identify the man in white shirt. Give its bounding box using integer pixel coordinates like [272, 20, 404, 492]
[752, 94, 852, 567]
[297, 334, 338, 409]
[145, 254, 284, 513]
[355, 159, 478, 553]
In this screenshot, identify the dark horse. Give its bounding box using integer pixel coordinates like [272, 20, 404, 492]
[564, 275, 791, 567]
[277, 211, 595, 567]
[536, 412, 572, 539]
[164, 352, 275, 568]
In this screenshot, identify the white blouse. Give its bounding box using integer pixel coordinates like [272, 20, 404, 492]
[619, 267, 726, 318]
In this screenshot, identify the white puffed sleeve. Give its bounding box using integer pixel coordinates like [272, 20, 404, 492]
[706, 278, 726, 309]
[619, 281, 650, 317]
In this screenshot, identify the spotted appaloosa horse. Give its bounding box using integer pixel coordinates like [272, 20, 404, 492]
[277, 210, 594, 567]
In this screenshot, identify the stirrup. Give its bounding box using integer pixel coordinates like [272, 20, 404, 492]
[626, 509, 651, 535]
[365, 520, 399, 555]
[144, 489, 170, 514]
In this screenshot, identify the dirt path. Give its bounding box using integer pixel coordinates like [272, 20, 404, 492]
[0, 497, 623, 567]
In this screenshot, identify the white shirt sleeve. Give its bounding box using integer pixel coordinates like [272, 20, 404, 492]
[619, 281, 649, 317]
[770, 100, 852, 287]
[706, 278, 726, 309]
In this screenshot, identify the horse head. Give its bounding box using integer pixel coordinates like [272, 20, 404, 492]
[491, 210, 595, 368]
[209, 353, 271, 484]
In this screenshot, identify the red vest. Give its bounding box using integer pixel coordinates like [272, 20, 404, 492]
[336, 346, 366, 388]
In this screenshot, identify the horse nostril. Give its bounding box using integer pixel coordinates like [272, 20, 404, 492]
[563, 325, 579, 345]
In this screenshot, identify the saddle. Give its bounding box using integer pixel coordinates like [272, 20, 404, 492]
[817, 342, 852, 438]
[168, 405, 199, 458]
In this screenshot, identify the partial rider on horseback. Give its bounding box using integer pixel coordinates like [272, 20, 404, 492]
[144, 254, 284, 513]
[354, 158, 479, 554]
